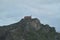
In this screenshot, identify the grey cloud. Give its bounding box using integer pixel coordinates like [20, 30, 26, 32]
[0, 0, 60, 32]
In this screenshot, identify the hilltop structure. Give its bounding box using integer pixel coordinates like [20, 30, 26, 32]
[24, 16, 31, 20]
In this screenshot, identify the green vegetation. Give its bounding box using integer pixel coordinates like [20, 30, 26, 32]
[0, 17, 60, 40]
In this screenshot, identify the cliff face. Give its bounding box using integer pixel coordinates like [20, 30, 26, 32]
[0, 16, 60, 40]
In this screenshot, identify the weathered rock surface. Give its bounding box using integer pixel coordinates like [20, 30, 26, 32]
[0, 16, 60, 40]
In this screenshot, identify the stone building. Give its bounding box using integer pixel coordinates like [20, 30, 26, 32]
[24, 16, 31, 20]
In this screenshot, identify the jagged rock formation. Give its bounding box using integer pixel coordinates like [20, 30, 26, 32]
[0, 16, 60, 40]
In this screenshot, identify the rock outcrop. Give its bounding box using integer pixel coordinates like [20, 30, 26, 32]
[0, 16, 60, 40]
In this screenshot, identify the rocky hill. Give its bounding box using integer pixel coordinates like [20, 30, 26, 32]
[0, 16, 60, 40]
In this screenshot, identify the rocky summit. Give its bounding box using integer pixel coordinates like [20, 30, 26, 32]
[0, 16, 60, 40]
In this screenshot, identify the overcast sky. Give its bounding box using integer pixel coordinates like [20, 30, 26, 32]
[0, 0, 60, 32]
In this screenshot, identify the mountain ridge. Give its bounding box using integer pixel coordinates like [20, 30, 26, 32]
[0, 16, 60, 40]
